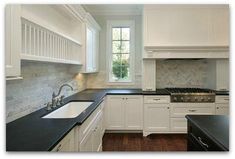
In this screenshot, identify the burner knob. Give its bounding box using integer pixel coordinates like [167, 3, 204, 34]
[173, 97, 177, 101]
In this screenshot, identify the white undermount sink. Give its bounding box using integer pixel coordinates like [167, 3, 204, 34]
[42, 102, 93, 119]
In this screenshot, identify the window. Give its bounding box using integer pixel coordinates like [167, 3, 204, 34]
[107, 20, 135, 83]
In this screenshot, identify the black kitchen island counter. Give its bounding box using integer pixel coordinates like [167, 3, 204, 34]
[186, 115, 229, 151]
[6, 88, 169, 151]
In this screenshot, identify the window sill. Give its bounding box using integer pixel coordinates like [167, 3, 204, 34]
[106, 81, 135, 86]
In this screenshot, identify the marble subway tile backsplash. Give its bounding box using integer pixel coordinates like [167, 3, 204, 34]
[6, 61, 87, 123]
[156, 60, 208, 88]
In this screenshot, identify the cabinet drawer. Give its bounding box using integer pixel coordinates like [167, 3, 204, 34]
[170, 118, 187, 132]
[216, 96, 229, 103]
[144, 96, 170, 104]
[170, 103, 215, 118]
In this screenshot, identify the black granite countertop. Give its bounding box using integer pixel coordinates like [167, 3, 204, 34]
[6, 88, 170, 151]
[186, 115, 229, 151]
[215, 90, 229, 96]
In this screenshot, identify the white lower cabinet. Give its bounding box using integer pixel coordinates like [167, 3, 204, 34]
[169, 103, 215, 133]
[170, 118, 187, 132]
[80, 111, 103, 152]
[144, 104, 170, 132]
[106, 96, 125, 129]
[78, 100, 104, 152]
[52, 128, 75, 152]
[170, 103, 215, 118]
[215, 96, 229, 115]
[143, 96, 170, 136]
[52, 100, 105, 152]
[106, 95, 143, 130]
[216, 104, 229, 115]
[79, 127, 93, 152]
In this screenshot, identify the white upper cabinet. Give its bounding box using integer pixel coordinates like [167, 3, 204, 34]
[5, 5, 21, 79]
[143, 5, 229, 47]
[82, 13, 100, 73]
[20, 4, 85, 65]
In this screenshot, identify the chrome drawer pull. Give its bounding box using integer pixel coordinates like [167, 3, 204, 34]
[198, 137, 209, 148]
[153, 99, 160, 101]
[189, 109, 197, 112]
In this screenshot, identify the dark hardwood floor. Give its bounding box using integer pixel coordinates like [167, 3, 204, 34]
[102, 133, 187, 151]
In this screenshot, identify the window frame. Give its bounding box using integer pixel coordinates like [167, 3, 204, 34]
[106, 20, 135, 84]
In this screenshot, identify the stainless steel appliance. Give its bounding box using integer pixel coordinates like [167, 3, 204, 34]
[165, 88, 215, 103]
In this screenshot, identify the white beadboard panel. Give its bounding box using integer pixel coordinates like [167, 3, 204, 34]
[216, 59, 229, 90]
[6, 61, 87, 123]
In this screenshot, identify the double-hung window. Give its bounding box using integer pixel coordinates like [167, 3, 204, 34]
[107, 20, 135, 83]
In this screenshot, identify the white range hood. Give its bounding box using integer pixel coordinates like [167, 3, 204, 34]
[143, 5, 229, 59]
[143, 46, 229, 59]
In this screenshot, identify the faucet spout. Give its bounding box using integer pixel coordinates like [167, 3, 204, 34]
[53, 84, 73, 98]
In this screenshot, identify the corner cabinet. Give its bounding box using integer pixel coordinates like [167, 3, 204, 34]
[5, 5, 21, 79]
[82, 13, 101, 73]
[106, 95, 143, 130]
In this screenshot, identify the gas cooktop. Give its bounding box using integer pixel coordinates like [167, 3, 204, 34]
[165, 88, 215, 103]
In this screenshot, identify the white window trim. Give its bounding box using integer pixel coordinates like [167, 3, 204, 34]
[106, 20, 135, 85]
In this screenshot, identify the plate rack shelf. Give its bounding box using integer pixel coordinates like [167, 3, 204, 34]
[21, 18, 82, 65]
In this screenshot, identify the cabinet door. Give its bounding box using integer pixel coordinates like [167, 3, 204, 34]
[5, 5, 21, 77]
[216, 104, 229, 115]
[170, 118, 187, 132]
[52, 129, 75, 152]
[86, 26, 94, 72]
[85, 26, 99, 73]
[80, 128, 93, 152]
[92, 113, 103, 152]
[144, 103, 170, 132]
[106, 96, 125, 130]
[142, 60, 156, 91]
[125, 96, 143, 130]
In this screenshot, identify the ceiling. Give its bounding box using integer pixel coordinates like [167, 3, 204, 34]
[82, 4, 143, 16]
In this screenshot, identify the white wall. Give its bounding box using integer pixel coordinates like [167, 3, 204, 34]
[86, 14, 142, 88]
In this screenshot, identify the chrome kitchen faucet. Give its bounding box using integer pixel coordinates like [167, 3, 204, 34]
[46, 84, 73, 110]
